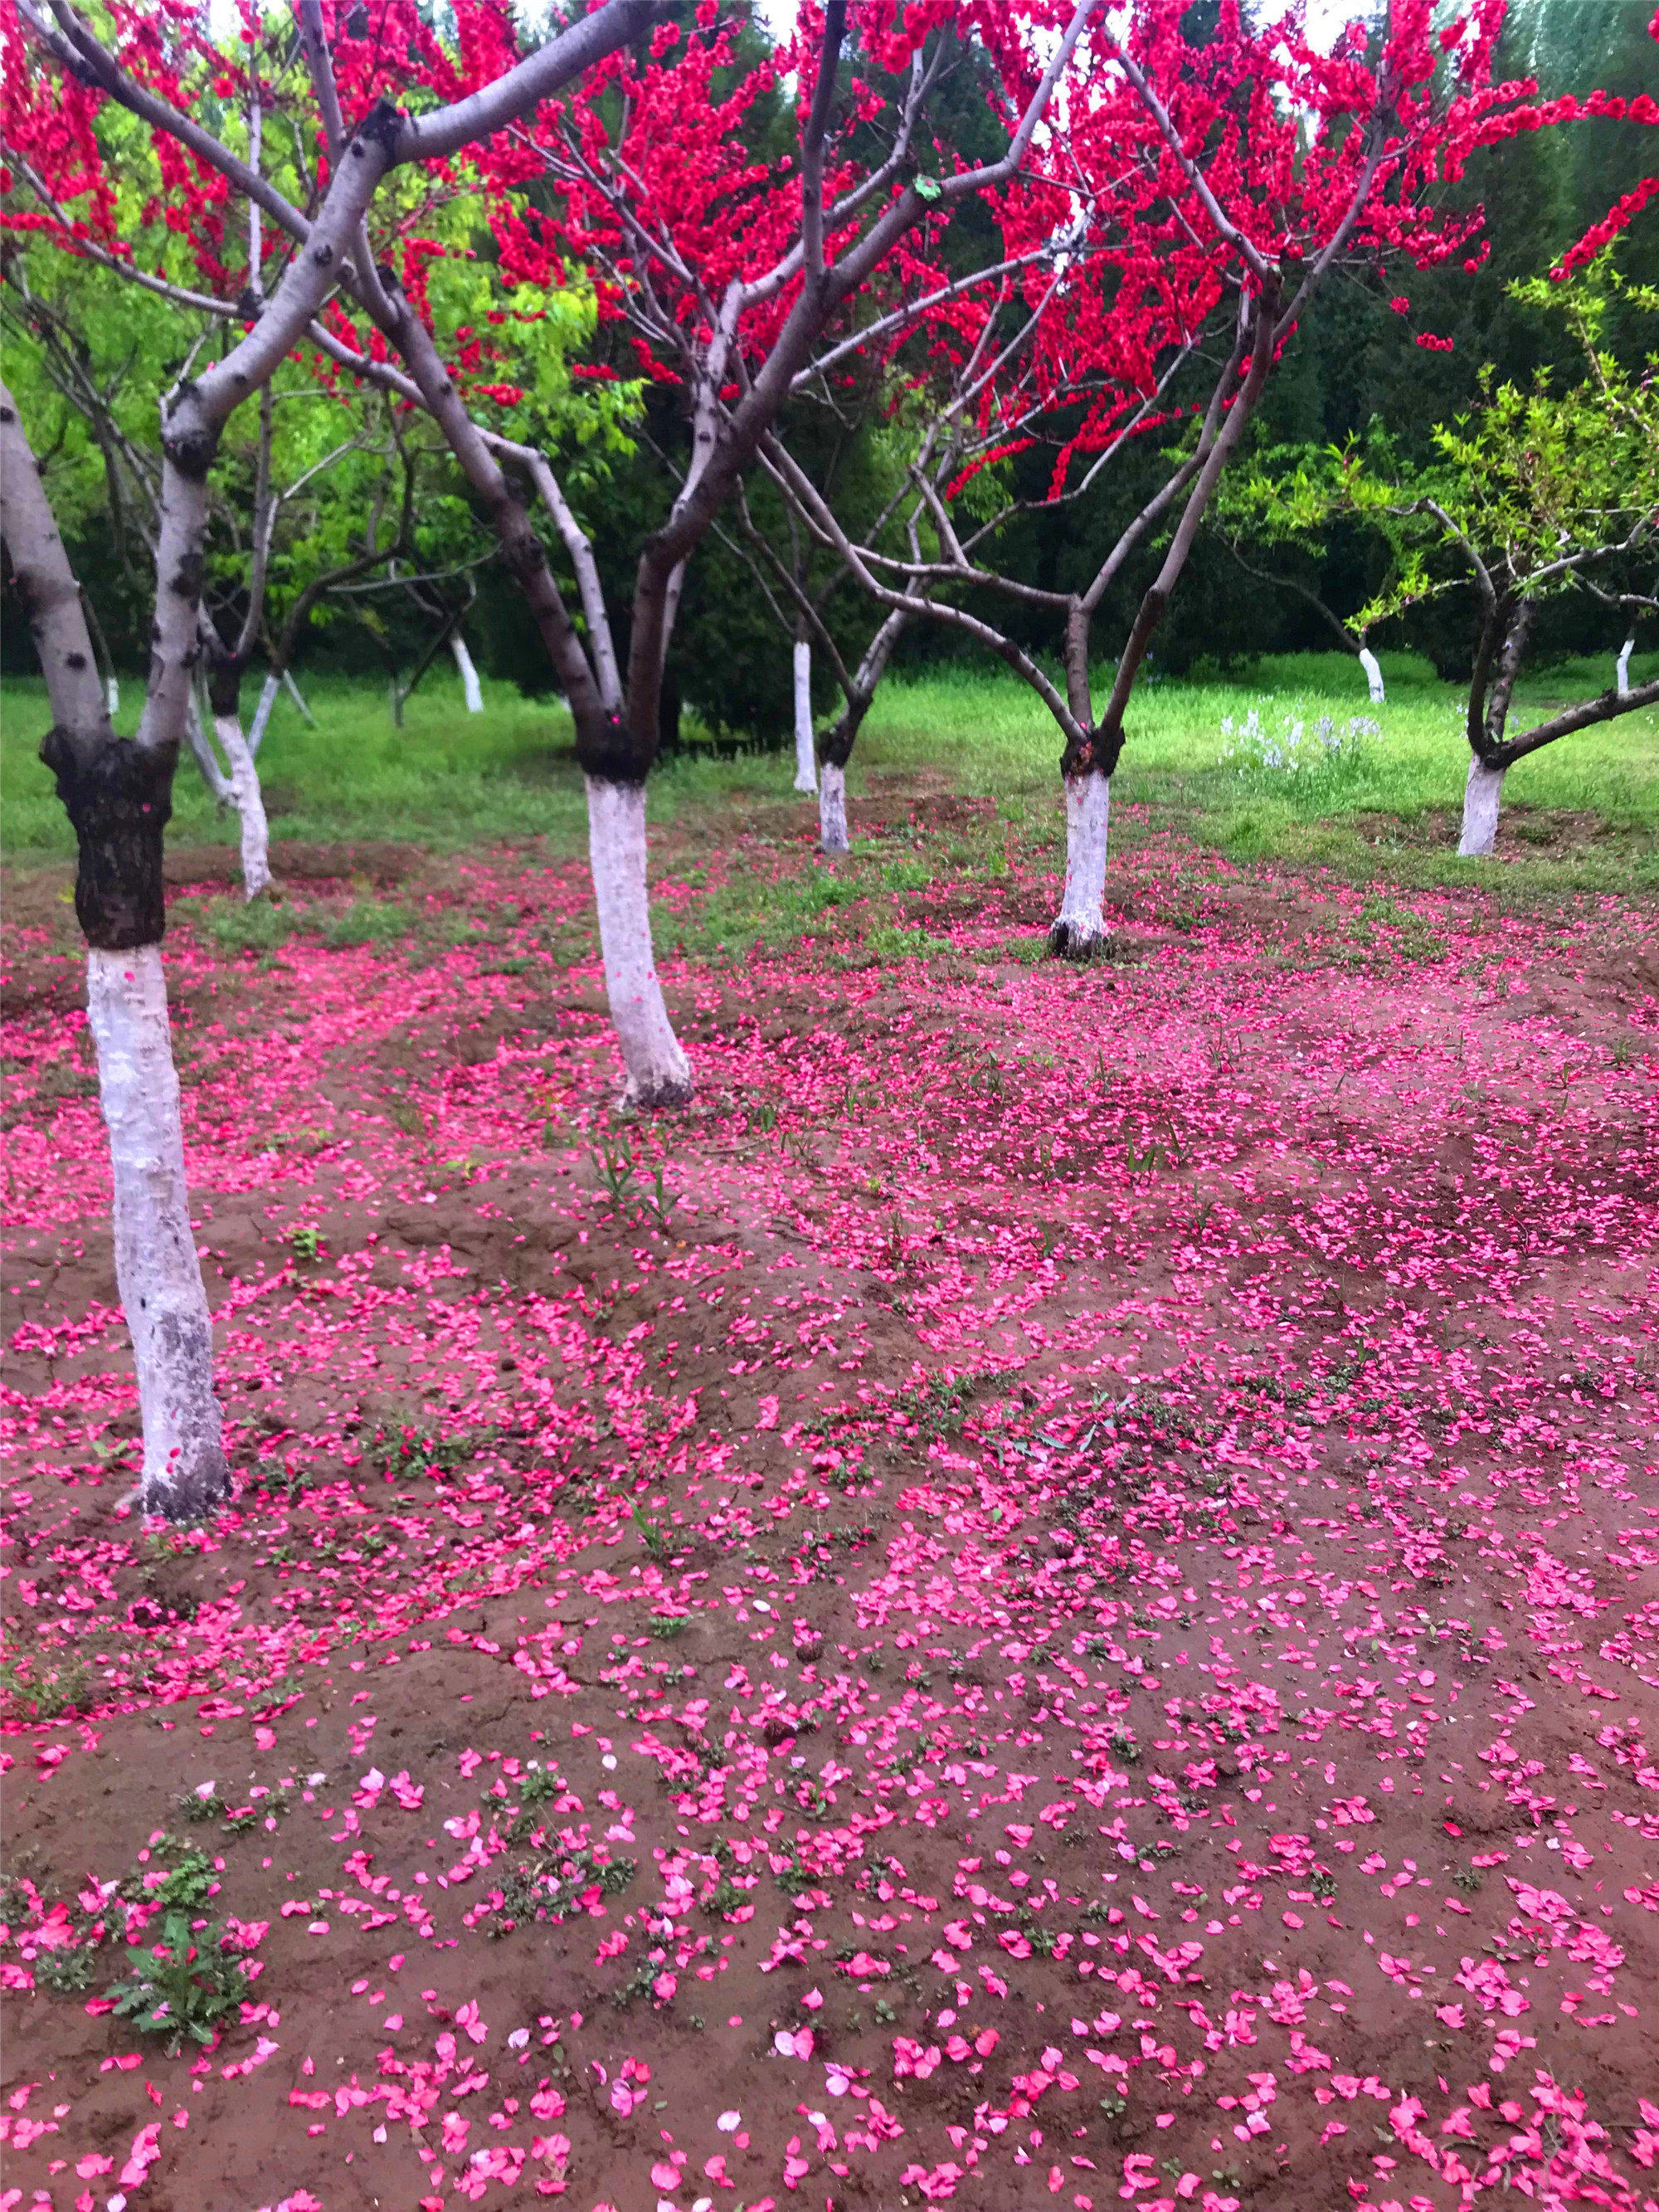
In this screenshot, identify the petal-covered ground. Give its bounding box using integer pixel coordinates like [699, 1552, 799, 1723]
[2, 793, 1657, 2212]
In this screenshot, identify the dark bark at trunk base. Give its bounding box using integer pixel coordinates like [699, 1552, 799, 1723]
[41, 730, 174, 949]
[1047, 921, 1108, 960]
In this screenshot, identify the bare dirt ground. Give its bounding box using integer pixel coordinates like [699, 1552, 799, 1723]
[2, 804, 1657, 2212]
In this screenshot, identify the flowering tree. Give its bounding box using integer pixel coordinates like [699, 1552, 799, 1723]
[15, 0, 1109, 1104]
[766, 0, 1659, 953]
[1223, 255, 1659, 855]
[349, 0, 1107, 1099]
[0, 0, 674, 1517]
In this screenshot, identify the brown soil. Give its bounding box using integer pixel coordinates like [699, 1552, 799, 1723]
[2, 834, 1657, 2212]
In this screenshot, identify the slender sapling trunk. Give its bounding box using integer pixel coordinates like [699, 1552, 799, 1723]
[1617, 636, 1635, 697]
[1358, 647, 1385, 705]
[452, 632, 484, 713]
[819, 763, 849, 855]
[249, 673, 280, 754]
[792, 636, 817, 793]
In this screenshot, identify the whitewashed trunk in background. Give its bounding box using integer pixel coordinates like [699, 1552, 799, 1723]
[1051, 771, 1111, 953]
[820, 762, 849, 855]
[1358, 647, 1385, 705]
[1617, 637, 1635, 698]
[585, 776, 692, 1108]
[451, 634, 484, 714]
[184, 695, 232, 803]
[791, 639, 817, 794]
[1457, 757, 1506, 857]
[249, 673, 280, 756]
[105, 676, 120, 718]
[214, 714, 271, 900]
[281, 669, 314, 724]
[87, 948, 229, 1519]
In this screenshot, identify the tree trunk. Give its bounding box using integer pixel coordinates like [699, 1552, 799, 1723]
[585, 775, 692, 1108]
[1617, 636, 1635, 698]
[185, 693, 233, 804]
[1457, 756, 1506, 857]
[88, 948, 230, 1518]
[1049, 769, 1111, 957]
[1358, 647, 1385, 706]
[792, 636, 817, 793]
[451, 632, 484, 713]
[249, 672, 280, 754]
[281, 668, 316, 725]
[819, 761, 849, 855]
[214, 712, 272, 900]
[106, 676, 120, 717]
[1, 381, 230, 1521]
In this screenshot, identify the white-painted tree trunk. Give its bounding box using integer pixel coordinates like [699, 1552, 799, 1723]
[249, 673, 280, 756]
[214, 714, 271, 900]
[791, 638, 817, 794]
[1050, 770, 1111, 955]
[819, 761, 849, 855]
[585, 776, 692, 1108]
[451, 633, 484, 714]
[105, 675, 120, 718]
[184, 695, 232, 804]
[1358, 647, 1385, 706]
[1457, 757, 1506, 857]
[281, 669, 315, 725]
[1617, 636, 1635, 698]
[87, 948, 229, 1520]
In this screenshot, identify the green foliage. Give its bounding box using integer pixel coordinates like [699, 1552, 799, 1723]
[104, 1911, 252, 2054]
[487, 1849, 637, 1937]
[1221, 256, 1657, 652]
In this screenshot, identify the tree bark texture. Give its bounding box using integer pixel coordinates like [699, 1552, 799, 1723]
[819, 761, 849, 855]
[215, 712, 272, 899]
[88, 948, 231, 1518]
[1457, 756, 1506, 858]
[585, 776, 691, 1108]
[1049, 768, 1112, 957]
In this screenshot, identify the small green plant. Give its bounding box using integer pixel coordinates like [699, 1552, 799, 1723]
[1452, 1864, 1484, 1894]
[630, 1501, 670, 1560]
[591, 1134, 674, 1230]
[104, 1911, 252, 2054]
[487, 1849, 637, 1937]
[289, 1225, 321, 1263]
[367, 1421, 475, 1483]
[36, 1944, 100, 1995]
[118, 1842, 217, 1912]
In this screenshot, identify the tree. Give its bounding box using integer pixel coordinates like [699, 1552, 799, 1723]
[202, 0, 1105, 1101]
[1228, 255, 1658, 854]
[0, 0, 684, 1517]
[766, 0, 1659, 953]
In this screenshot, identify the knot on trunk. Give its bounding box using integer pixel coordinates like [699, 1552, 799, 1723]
[818, 712, 859, 770]
[41, 731, 173, 949]
[1062, 728, 1124, 782]
[574, 711, 649, 786]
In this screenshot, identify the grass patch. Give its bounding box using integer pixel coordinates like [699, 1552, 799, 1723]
[4, 648, 1655, 898]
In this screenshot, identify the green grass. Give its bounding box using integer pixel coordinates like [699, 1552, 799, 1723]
[4, 647, 1656, 895]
